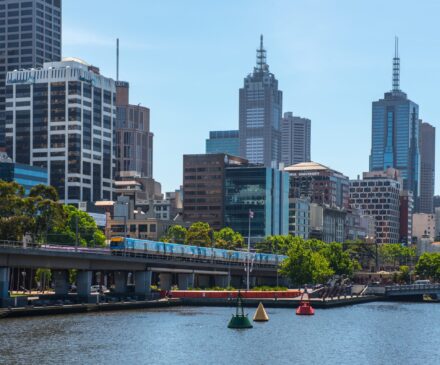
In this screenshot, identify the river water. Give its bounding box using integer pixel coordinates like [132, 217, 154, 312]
[0, 302, 439, 365]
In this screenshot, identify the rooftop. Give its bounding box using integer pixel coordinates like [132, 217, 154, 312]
[284, 161, 333, 172]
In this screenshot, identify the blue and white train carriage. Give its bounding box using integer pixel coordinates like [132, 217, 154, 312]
[110, 237, 286, 266]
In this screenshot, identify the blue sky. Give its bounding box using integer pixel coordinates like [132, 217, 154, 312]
[63, 0, 440, 194]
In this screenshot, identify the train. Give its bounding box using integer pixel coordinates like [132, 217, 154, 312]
[110, 237, 287, 266]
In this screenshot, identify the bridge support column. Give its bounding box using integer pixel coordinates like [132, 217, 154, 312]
[159, 273, 172, 290]
[134, 271, 152, 298]
[178, 273, 194, 290]
[0, 267, 9, 299]
[53, 270, 69, 296]
[77, 271, 92, 297]
[214, 275, 228, 288]
[114, 271, 128, 294]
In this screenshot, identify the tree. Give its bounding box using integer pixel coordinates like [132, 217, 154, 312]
[279, 239, 334, 286]
[320, 242, 359, 276]
[214, 227, 244, 250]
[185, 222, 212, 246]
[161, 225, 187, 243]
[415, 253, 440, 281]
[398, 265, 411, 284]
[35, 268, 52, 291]
[0, 181, 28, 240]
[48, 205, 105, 247]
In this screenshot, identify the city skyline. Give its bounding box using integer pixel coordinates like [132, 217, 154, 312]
[61, 1, 440, 194]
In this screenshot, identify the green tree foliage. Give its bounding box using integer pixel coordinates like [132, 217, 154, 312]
[398, 265, 411, 284]
[48, 205, 105, 247]
[415, 253, 440, 281]
[185, 222, 212, 247]
[161, 225, 187, 243]
[321, 242, 360, 276]
[379, 244, 416, 269]
[35, 268, 52, 290]
[0, 182, 63, 242]
[214, 227, 244, 250]
[279, 239, 334, 286]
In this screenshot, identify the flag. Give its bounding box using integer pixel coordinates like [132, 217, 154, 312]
[249, 210, 254, 219]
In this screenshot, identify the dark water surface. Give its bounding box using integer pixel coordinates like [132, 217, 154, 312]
[1, 302, 440, 365]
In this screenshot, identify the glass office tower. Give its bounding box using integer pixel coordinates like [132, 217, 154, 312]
[239, 35, 282, 166]
[224, 165, 288, 243]
[369, 38, 420, 202]
[0, 0, 62, 147]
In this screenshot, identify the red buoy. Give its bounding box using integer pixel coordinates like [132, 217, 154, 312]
[296, 301, 315, 315]
[296, 289, 315, 315]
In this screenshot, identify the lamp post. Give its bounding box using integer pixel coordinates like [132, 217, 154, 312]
[246, 210, 254, 291]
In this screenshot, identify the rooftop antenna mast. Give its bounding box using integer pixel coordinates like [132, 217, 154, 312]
[392, 36, 400, 92]
[116, 38, 119, 81]
[256, 34, 267, 72]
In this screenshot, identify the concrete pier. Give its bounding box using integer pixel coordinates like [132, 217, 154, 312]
[53, 270, 69, 296]
[77, 271, 92, 297]
[135, 271, 152, 297]
[178, 273, 195, 290]
[159, 273, 172, 290]
[114, 271, 128, 294]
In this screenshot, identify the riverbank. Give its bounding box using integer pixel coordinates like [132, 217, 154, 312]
[0, 295, 382, 319]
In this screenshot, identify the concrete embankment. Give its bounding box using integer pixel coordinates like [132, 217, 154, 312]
[178, 295, 379, 309]
[0, 299, 181, 319]
[0, 295, 381, 319]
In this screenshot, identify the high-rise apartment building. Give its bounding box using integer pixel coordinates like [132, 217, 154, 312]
[349, 169, 401, 244]
[0, 0, 62, 147]
[281, 112, 311, 166]
[369, 38, 420, 202]
[5, 59, 116, 204]
[419, 122, 435, 213]
[115, 81, 153, 178]
[239, 35, 282, 166]
[182, 153, 247, 230]
[206, 130, 239, 156]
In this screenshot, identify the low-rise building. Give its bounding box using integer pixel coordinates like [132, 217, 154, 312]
[309, 203, 346, 243]
[0, 151, 47, 194]
[412, 213, 435, 243]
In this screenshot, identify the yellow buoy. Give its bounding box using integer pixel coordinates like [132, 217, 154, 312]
[253, 302, 269, 322]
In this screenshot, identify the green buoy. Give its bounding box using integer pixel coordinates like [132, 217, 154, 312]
[228, 291, 253, 329]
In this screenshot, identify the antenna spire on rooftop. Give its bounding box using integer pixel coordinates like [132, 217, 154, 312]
[392, 36, 400, 92]
[256, 34, 268, 72]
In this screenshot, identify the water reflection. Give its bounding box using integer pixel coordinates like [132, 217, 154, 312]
[0, 302, 439, 365]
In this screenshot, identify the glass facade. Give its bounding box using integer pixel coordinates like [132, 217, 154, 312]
[224, 166, 288, 243]
[0, 162, 48, 194]
[0, 0, 62, 148]
[206, 130, 240, 157]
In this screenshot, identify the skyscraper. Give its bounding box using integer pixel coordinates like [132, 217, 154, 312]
[369, 38, 420, 202]
[115, 81, 153, 178]
[0, 0, 62, 147]
[281, 112, 311, 166]
[239, 35, 282, 166]
[419, 122, 435, 213]
[5, 59, 116, 204]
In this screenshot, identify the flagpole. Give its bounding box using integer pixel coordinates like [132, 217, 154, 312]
[247, 210, 251, 291]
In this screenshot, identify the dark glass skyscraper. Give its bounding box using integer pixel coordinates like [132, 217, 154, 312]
[369, 38, 420, 201]
[239, 35, 282, 166]
[0, 0, 62, 147]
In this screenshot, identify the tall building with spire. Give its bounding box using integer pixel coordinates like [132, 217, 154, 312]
[369, 38, 420, 203]
[239, 35, 282, 166]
